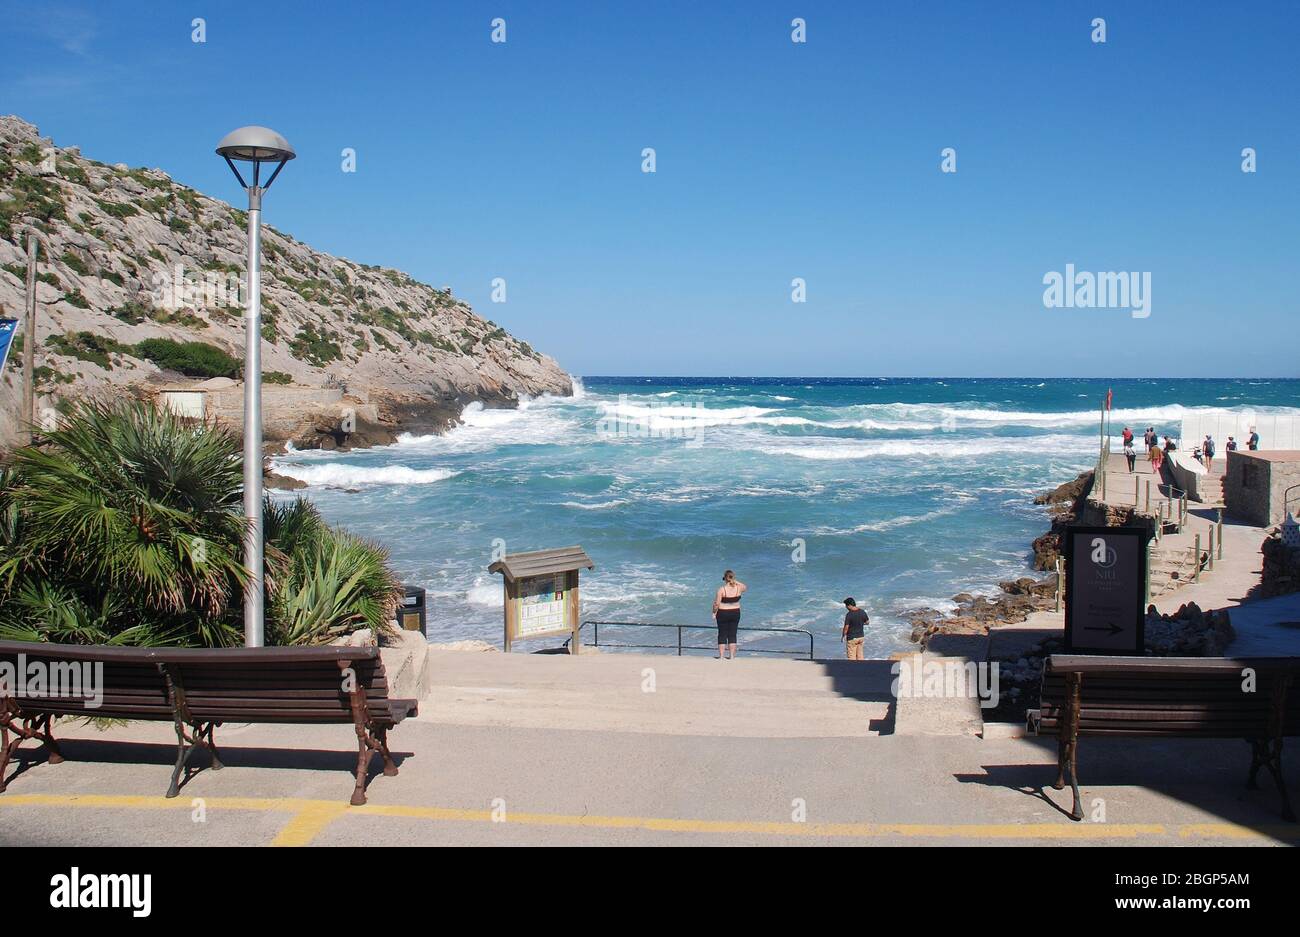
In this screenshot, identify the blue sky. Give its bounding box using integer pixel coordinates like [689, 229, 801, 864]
[4, 1, 1298, 377]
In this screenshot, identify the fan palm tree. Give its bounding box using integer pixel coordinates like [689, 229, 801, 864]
[0, 398, 401, 648]
[0, 398, 247, 645]
[265, 496, 398, 646]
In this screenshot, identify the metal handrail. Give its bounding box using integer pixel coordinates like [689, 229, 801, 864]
[1284, 483, 1300, 520]
[570, 620, 815, 660]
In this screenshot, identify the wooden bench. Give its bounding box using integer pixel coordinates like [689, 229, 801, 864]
[0, 640, 418, 805]
[1027, 655, 1299, 822]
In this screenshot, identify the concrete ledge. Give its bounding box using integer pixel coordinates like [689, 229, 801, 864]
[379, 630, 432, 701]
[981, 721, 1027, 740]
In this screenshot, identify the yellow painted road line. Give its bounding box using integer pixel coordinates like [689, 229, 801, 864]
[354, 804, 1170, 839]
[1, 795, 1295, 845]
[271, 802, 350, 847]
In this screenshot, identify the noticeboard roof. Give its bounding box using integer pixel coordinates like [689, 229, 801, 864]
[488, 546, 594, 582]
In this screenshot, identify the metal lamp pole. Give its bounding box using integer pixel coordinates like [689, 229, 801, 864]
[19, 224, 48, 445]
[216, 127, 295, 648]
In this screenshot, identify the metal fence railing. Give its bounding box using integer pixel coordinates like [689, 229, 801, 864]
[568, 620, 816, 660]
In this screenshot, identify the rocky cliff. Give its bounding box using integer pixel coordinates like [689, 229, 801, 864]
[0, 116, 572, 449]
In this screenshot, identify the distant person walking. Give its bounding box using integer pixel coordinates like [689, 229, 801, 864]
[1121, 426, 1133, 448]
[1248, 428, 1260, 451]
[841, 598, 869, 660]
[1124, 439, 1137, 472]
[1226, 436, 1238, 453]
[712, 570, 746, 659]
[1203, 435, 1216, 473]
[1149, 442, 1164, 476]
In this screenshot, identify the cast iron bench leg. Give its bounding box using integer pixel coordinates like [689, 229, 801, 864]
[1063, 673, 1083, 821]
[196, 722, 222, 770]
[375, 726, 398, 777]
[350, 721, 371, 806]
[1246, 738, 1264, 790]
[38, 715, 64, 765]
[1263, 739, 1296, 823]
[0, 713, 65, 793]
[1066, 737, 1083, 821]
[166, 719, 202, 798]
[0, 724, 11, 793]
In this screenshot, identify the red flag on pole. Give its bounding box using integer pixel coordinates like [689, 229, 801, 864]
[1105, 388, 1113, 411]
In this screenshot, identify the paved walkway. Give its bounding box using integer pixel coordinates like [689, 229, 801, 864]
[1, 712, 1296, 847]
[1092, 452, 1300, 656]
[1, 652, 1296, 847]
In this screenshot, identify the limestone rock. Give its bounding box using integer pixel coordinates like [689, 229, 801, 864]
[0, 115, 572, 449]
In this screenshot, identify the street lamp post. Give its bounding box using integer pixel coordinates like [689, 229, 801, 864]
[216, 126, 295, 648]
[18, 224, 49, 446]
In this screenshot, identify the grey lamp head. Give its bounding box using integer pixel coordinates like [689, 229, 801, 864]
[216, 126, 295, 163]
[216, 126, 295, 199]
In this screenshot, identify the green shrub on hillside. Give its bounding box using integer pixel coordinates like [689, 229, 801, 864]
[289, 323, 343, 367]
[111, 301, 150, 325]
[135, 338, 240, 378]
[94, 198, 139, 219]
[61, 288, 90, 309]
[60, 250, 91, 276]
[45, 331, 131, 370]
[58, 159, 89, 186]
[0, 172, 68, 239]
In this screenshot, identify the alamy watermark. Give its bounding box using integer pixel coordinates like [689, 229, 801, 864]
[0, 654, 104, 709]
[596, 394, 706, 445]
[1042, 264, 1150, 319]
[49, 868, 151, 917]
[151, 263, 245, 312]
[892, 655, 1000, 709]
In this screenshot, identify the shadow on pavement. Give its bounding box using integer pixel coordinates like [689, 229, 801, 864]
[955, 736, 1300, 836]
[4, 736, 415, 799]
[816, 659, 897, 733]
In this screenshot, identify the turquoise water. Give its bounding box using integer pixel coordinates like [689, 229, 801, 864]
[271, 378, 1300, 658]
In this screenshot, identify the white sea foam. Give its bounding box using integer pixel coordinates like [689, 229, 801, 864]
[558, 499, 629, 510]
[394, 395, 592, 453]
[765, 434, 1096, 460]
[817, 402, 1298, 433]
[465, 580, 503, 607]
[272, 463, 458, 487]
[809, 504, 969, 536]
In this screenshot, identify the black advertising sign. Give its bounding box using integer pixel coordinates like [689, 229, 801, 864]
[1064, 526, 1146, 654]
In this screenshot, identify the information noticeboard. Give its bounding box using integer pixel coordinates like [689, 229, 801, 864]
[490, 546, 592, 654]
[1064, 526, 1147, 655]
[515, 573, 571, 639]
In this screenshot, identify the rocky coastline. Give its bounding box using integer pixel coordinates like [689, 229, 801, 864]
[905, 471, 1095, 648]
[907, 468, 1239, 722]
[0, 115, 572, 451]
[904, 470, 1237, 654]
[262, 387, 548, 490]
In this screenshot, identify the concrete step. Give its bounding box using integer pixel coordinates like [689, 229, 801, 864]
[422, 649, 897, 738]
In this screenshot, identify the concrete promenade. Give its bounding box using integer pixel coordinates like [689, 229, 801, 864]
[1091, 451, 1300, 656]
[1, 649, 1297, 847]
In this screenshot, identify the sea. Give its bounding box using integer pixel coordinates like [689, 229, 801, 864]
[269, 377, 1300, 659]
